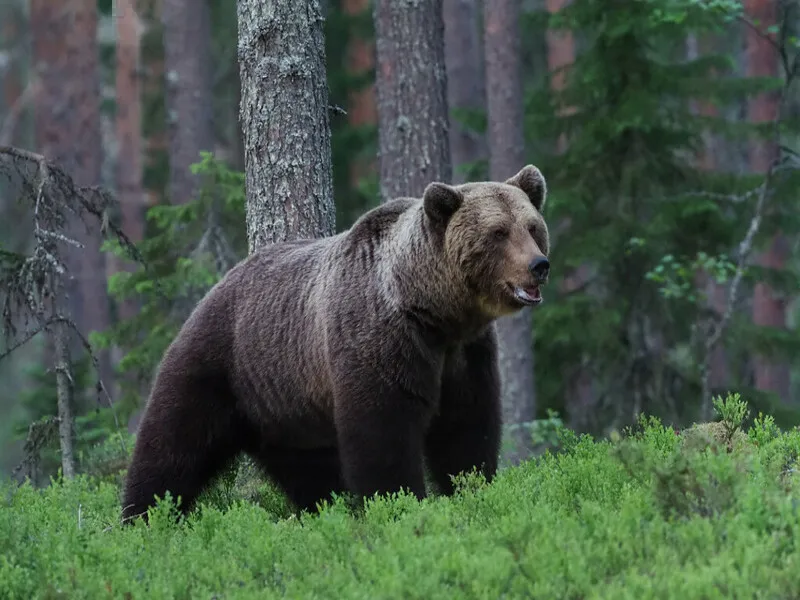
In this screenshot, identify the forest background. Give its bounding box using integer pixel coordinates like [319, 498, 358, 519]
[0, 0, 799, 484]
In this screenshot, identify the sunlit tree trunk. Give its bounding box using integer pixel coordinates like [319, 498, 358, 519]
[237, 0, 335, 250]
[485, 0, 535, 464]
[374, 0, 451, 200]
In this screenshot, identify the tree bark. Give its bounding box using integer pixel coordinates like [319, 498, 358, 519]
[485, 0, 536, 464]
[744, 0, 790, 404]
[31, 0, 114, 396]
[114, 0, 145, 321]
[162, 0, 214, 205]
[237, 0, 336, 251]
[374, 0, 451, 200]
[443, 0, 487, 183]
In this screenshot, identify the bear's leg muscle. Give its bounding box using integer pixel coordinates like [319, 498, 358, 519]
[121, 375, 242, 523]
[425, 333, 502, 495]
[334, 385, 428, 502]
[253, 446, 346, 513]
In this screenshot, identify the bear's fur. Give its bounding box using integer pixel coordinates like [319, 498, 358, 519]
[121, 165, 551, 523]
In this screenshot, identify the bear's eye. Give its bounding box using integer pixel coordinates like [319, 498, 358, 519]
[492, 228, 509, 241]
[528, 225, 537, 238]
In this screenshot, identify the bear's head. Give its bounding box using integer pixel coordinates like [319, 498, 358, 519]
[423, 164, 550, 318]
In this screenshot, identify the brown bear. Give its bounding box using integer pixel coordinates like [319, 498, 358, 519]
[121, 164, 551, 523]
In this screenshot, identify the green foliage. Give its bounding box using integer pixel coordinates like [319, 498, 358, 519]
[5, 404, 800, 597]
[94, 152, 246, 416]
[712, 391, 749, 433]
[645, 250, 736, 303]
[527, 0, 800, 430]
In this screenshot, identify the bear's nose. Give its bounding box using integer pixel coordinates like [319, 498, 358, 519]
[529, 256, 550, 281]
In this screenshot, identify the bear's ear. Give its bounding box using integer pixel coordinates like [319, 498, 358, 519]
[506, 164, 547, 212]
[423, 182, 463, 224]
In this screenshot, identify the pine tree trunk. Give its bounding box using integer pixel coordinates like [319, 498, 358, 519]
[485, 0, 536, 464]
[443, 0, 487, 183]
[237, 0, 336, 251]
[374, 0, 451, 200]
[114, 0, 145, 321]
[162, 0, 214, 205]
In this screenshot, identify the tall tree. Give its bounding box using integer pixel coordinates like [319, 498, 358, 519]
[542, 0, 594, 430]
[29, 0, 111, 474]
[484, 0, 536, 463]
[31, 6, 112, 370]
[373, 0, 451, 200]
[686, 33, 730, 400]
[443, 0, 486, 183]
[162, 0, 214, 205]
[745, 0, 790, 404]
[114, 0, 145, 322]
[237, 0, 336, 250]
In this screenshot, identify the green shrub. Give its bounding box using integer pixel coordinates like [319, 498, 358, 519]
[4, 398, 800, 598]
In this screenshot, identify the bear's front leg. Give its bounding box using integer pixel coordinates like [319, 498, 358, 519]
[424, 330, 502, 495]
[333, 379, 429, 502]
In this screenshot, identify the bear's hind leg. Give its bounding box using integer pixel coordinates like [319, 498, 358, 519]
[425, 334, 502, 496]
[253, 446, 346, 513]
[121, 376, 244, 524]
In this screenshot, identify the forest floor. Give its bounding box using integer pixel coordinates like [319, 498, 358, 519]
[3, 395, 800, 599]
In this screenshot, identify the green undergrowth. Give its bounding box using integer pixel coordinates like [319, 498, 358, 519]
[3, 395, 800, 599]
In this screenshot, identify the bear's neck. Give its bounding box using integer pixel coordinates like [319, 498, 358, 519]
[382, 206, 494, 345]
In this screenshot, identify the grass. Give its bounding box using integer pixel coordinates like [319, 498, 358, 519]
[3, 394, 800, 599]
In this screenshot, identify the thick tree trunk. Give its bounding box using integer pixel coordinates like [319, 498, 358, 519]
[237, 0, 336, 251]
[31, 0, 114, 402]
[443, 0, 487, 183]
[374, 0, 451, 200]
[485, 0, 536, 464]
[744, 0, 790, 404]
[162, 0, 214, 205]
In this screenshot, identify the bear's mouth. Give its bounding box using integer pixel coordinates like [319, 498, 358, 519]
[509, 283, 543, 306]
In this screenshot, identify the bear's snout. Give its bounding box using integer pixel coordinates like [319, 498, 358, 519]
[528, 256, 550, 282]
